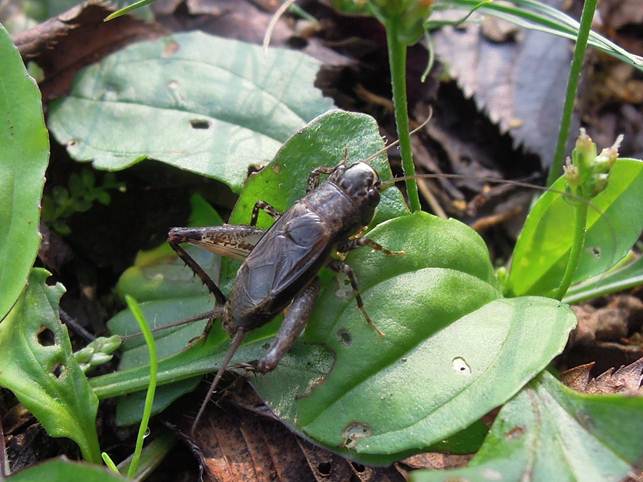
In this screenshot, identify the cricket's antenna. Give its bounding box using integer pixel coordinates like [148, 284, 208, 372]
[121, 309, 218, 341]
[191, 329, 247, 436]
[363, 106, 433, 166]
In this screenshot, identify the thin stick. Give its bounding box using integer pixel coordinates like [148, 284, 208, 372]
[416, 176, 447, 219]
[263, 0, 296, 53]
[191, 329, 246, 436]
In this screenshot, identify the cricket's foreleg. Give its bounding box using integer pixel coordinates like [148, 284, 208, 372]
[307, 166, 335, 192]
[250, 201, 281, 226]
[328, 260, 384, 336]
[255, 279, 321, 373]
[338, 237, 405, 256]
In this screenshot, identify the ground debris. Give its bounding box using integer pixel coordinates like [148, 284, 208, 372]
[561, 357, 643, 395]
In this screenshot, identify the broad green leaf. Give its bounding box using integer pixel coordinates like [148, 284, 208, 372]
[48, 31, 333, 192]
[0, 23, 49, 320]
[9, 458, 127, 482]
[0, 269, 101, 463]
[410, 371, 643, 482]
[564, 254, 643, 304]
[92, 213, 575, 463]
[507, 159, 643, 297]
[252, 213, 575, 463]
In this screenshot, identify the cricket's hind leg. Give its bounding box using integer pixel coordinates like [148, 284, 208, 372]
[168, 225, 265, 304]
[328, 260, 384, 336]
[254, 279, 321, 373]
[250, 201, 281, 226]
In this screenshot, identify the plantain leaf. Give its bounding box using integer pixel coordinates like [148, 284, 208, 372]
[0, 269, 101, 463]
[91, 213, 576, 463]
[0, 23, 49, 321]
[252, 212, 576, 463]
[410, 371, 643, 482]
[47, 31, 333, 192]
[506, 158, 643, 297]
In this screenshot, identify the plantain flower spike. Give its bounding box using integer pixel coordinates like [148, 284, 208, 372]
[564, 128, 623, 199]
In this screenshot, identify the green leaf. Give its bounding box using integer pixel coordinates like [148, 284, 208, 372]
[47, 31, 333, 192]
[0, 269, 101, 463]
[9, 458, 127, 482]
[91, 213, 575, 463]
[564, 254, 643, 304]
[410, 371, 643, 482]
[0, 23, 49, 320]
[507, 159, 643, 297]
[251, 213, 575, 463]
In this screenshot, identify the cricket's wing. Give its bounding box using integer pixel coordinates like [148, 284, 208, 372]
[235, 204, 331, 306]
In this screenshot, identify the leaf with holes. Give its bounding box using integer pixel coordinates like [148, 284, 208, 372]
[251, 212, 576, 463]
[47, 31, 333, 192]
[410, 371, 643, 482]
[91, 213, 575, 463]
[506, 158, 643, 297]
[0, 269, 100, 463]
[0, 24, 49, 321]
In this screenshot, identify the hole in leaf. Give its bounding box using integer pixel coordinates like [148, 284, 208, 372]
[505, 426, 525, 439]
[317, 462, 331, 476]
[342, 422, 371, 449]
[190, 119, 211, 129]
[337, 328, 352, 346]
[452, 357, 471, 375]
[168, 80, 179, 90]
[52, 363, 64, 379]
[37, 327, 56, 346]
[351, 463, 366, 473]
[262, 342, 270, 350]
[590, 246, 601, 258]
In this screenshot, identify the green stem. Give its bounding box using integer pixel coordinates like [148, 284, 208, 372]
[125, 296, 158, 479]
[546, 0, 598, 186]
[385, 22, 421, 212]
[553, 200, 588, 300]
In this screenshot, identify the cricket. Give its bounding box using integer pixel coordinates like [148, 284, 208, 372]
[169, 152, 407, 433]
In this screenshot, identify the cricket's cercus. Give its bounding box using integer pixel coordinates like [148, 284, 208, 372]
[168, 160, 404, 433]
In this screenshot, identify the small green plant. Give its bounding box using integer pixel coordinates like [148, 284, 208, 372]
[42, 170, 124, 235]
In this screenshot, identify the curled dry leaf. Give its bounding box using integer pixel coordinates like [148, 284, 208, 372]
[561, 357, 643, 395]
[12, 0, 166, 99]
[185, 396, 404, 482]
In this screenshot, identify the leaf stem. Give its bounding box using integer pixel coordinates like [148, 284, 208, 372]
[125, 296, 158, 479]
[553, 200, 588, 300]
[546, 0, 597, 186]
[385, 22, 421, 212]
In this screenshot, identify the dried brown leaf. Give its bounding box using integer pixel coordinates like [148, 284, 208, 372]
[12, 0, 167, 99]
[186, 397, 404, 482]
[561, 357, 643, 395]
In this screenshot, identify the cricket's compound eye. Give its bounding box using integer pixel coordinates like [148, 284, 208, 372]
[333, 162, 380, 199]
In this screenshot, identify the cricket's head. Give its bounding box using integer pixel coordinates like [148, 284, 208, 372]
[330, 161, 381, 224]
